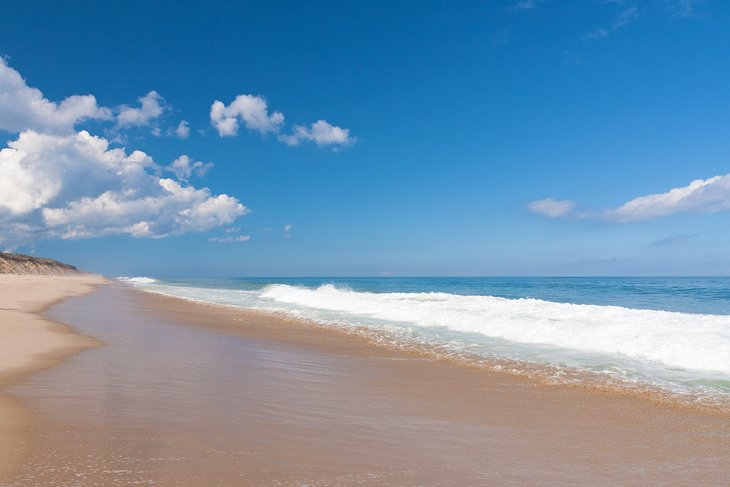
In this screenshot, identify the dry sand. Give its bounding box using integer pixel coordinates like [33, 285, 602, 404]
[0, 274, 105, 478]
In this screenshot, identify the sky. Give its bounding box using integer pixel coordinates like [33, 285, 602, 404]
[1, 0, 729, 277]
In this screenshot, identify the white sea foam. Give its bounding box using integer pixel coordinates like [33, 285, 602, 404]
[117, 276, 158, 285]
[258, 284, 730, 375]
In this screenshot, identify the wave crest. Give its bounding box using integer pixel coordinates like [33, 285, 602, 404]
[117, 276, 157, 285]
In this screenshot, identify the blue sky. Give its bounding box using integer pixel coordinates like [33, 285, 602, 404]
[1, 0, 729, 276]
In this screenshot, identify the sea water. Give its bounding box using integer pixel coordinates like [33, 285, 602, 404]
[119, 276, 730, 407]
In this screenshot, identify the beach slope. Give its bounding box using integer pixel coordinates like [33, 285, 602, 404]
[0, 273, 105, 478]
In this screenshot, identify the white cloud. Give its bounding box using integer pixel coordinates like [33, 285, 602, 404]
[279, 120, 354, 147]
[527, 198, 575, 218]
[530, 173, 730, 223]
[210, 94, 284, 137]
[117, 91, 164, 128]
[0, 57, 112, 134]
[0, 59, 247, 248]
[168, 155, 213, 181]
[209, 94, 354, 148]
[0, 129, 247, 247]
[208, 235, 251, 243]
[224, 226, 241, 233]
[175, 120, 190, 139]
[607, 174, 730, 221]
[0, 58, 182, 139]
[0, 59, 248, 248]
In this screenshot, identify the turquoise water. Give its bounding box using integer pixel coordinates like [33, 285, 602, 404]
[148, 276, 730, 315]
[121, 276, 730, 407]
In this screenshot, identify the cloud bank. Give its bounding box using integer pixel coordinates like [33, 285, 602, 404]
[528, 173, 730, 222]
[0, 58, 247, 248]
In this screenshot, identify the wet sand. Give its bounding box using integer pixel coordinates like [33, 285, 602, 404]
[0, 274, 105, 386]
[3, 283, 730, 485]
[0, 274, 104, 479]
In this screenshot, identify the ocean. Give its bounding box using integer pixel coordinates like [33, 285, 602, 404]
[119, 276, 730, 408]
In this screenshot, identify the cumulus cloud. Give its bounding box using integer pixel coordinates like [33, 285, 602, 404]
[168, 155, 213, 182]
[210, 94, 284, 137]
[208, 235, 251, 243]
[527, 198, 576, 218]
[529, 173, 730, 223]
[0, 130, 247, 246]
[0, 59, 248, 248]
[209, 94, 354, 148]
[0, 57, 113, 134]
[117, 91, 164, 128]
[279, 120, 354, 148]
[0, 57, 178, 138]
[175, 120, 190, 138]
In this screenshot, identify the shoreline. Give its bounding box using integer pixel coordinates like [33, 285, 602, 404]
[133, 287, 730, 416]
[0, 274, 107, 387]
[3, 279, 729, 484]
[0, 274, 106, 480]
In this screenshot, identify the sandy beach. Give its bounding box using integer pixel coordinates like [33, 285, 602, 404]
[0, 278, 728, 485]
[0, 274, 105, 480]
[0, 275, 105, 385]
[4, 0, 730, 484]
